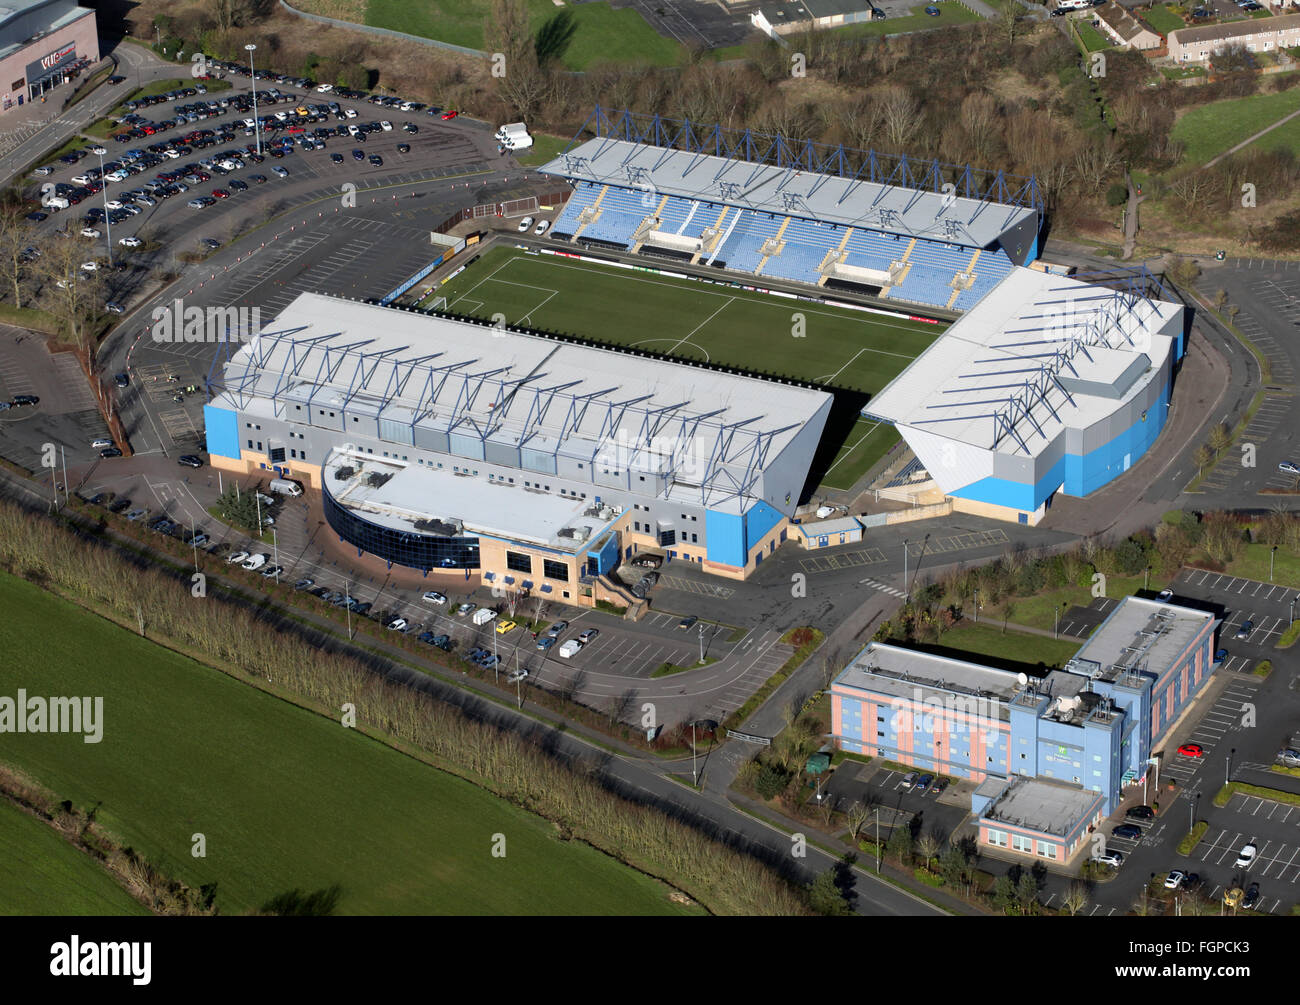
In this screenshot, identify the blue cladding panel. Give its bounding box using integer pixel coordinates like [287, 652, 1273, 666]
[588, 533, 620, 575]
[706, 510, 745, 567]
[952, 379, 1170, 511]
[204, 404, 241, 459]
[744, 499, 784, 549]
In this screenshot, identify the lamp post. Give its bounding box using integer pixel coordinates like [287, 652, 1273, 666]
[698, 622, 705, 664]
[1144, 566, 1150, 592]
[1270, 546, 1277, 583]
[1226, 746, 1235, 787]
[246, 44, 262, 157]
[272, 526, 279, 584]
[1190, 790, 1200, 834]
[903, 539, 909, 597]
[691, 720, 698, 786]
[973, 588, 978, 623]
[91, 147, 111, 266]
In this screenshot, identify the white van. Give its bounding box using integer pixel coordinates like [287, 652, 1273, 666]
[472, 607, 497, 626]
[91, 437, 113, 449]
[268, 478, 302, 497]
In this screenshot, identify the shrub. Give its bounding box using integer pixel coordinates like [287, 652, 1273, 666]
[755, 762, 791, 800]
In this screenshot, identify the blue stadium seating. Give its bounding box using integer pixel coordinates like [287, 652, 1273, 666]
[551, 182, 1015, 312]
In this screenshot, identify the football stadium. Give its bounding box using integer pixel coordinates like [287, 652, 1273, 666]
[204, 108, 1187, 584]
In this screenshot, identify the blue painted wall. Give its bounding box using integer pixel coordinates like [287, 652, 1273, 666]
[951, 380, 1170, 513]
[744, 499, 784, 549]
[706, 509, 745, 567]
[204, 404, 241, 459]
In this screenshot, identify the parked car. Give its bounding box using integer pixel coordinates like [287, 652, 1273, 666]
[496, 619, 517, 635]
[678, 615, 698, 630]
[536, 636, 556, 651]
[226, 550, 250, 565]
[260, 564, 283, 579]
[91, 437, 114, 449]
[1279, 461, 1300, 476]
[534, 220, 550, 235]
[558, 639, 583, 658]
[1111, 823, 1142, 840]
[1164, 869, 1188, 890]
[1156, 588, 1174, 602]
[387, 617, 408, 631]
[1243, 882, 1261, 909]
[1178, 743, 1204, 758]
[914, 774, 933, 794]
[293, 578, 315, 590]
[1125, 805, 1155, 820]
[455, 602, 475, 617]
[105, 302, 125, 315]
[241, 553, 268, 571]
[517, 216, 534, 232]
[1278, 749, 1300, 768]
[1094, 850, 1123, 867]
[1236, 842, 1258, 868]
[546, 620, 569, 638]
[1214, 648, 1229, 664]
[177, 454, 203, 468]
[577, 628, 599, 643]
[421, 591, 447, 605]
[1235, 620, 1253, 640]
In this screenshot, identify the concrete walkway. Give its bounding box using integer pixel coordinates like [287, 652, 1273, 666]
[1204, 105, 1300, 170]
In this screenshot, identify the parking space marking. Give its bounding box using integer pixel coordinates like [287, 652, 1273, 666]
[799, 547, 887, 573]
[656, 575, 735, 599]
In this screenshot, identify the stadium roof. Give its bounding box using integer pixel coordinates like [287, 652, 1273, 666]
[322, 451, 618, 552]
[863, 267, 1182, 454]
[541, 136, 1038, 249]
[210, 293, 831, 513]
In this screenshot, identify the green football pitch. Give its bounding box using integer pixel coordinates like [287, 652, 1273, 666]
[425, 247, 945, 487]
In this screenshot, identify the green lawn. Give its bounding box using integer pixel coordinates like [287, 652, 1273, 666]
[1144, 3, 1185, 34]
[0, 573, 697, 916]
[0, 799, 150, 916]
[1218, 542, 1300, 590]
[1172, 86, 1300, 165]
[515, 132, 570, 167]
[920, 622, 1083, 670]
[366, 0, 685, 69]
[1075, 20, 1114, 54]
[433, 247, 941, 395]
[985, 575, 1150, 635]
[835, 2, 979, 37]
[821, 418, 901, 490]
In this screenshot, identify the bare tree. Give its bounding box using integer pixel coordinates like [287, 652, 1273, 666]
[878, 86, 922, 152]
[845, 801, 871, 842]
[915, 831, 941, 873]
[1063, 882, 1090, 916]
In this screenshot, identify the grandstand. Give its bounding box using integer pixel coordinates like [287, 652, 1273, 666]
[540, 107, 1043, 314]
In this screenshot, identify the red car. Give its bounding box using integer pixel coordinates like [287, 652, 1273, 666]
[286, 125, 304, 134]
[1177, 743, 1204, 758]
[440, 110, 458, 120]
[212, 189, 230, 199]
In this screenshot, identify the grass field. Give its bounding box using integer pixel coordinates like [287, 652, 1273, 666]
[0, 573, 699, 916]
[1074, 21, 1114, 54]
[1172, 86, 1300, 165]
[906, 623, 1083, 673]
[1143, 4, 1184, 34]
[0, 799, 150, 916]
[430, 246, 942, 484]
[365, 0, 684, 69]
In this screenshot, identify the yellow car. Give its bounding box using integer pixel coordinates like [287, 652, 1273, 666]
[495, 619, 517, 635]
[1223, 887, 1244, 909]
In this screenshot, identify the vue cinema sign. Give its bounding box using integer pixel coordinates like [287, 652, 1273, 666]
[41, 43, 75, 69]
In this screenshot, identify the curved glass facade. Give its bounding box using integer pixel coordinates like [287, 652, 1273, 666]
[322, 478, 480, 573]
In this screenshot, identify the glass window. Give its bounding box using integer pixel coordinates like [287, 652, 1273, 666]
[506, 551, 532, 574]
[542, 559, 568, 581]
